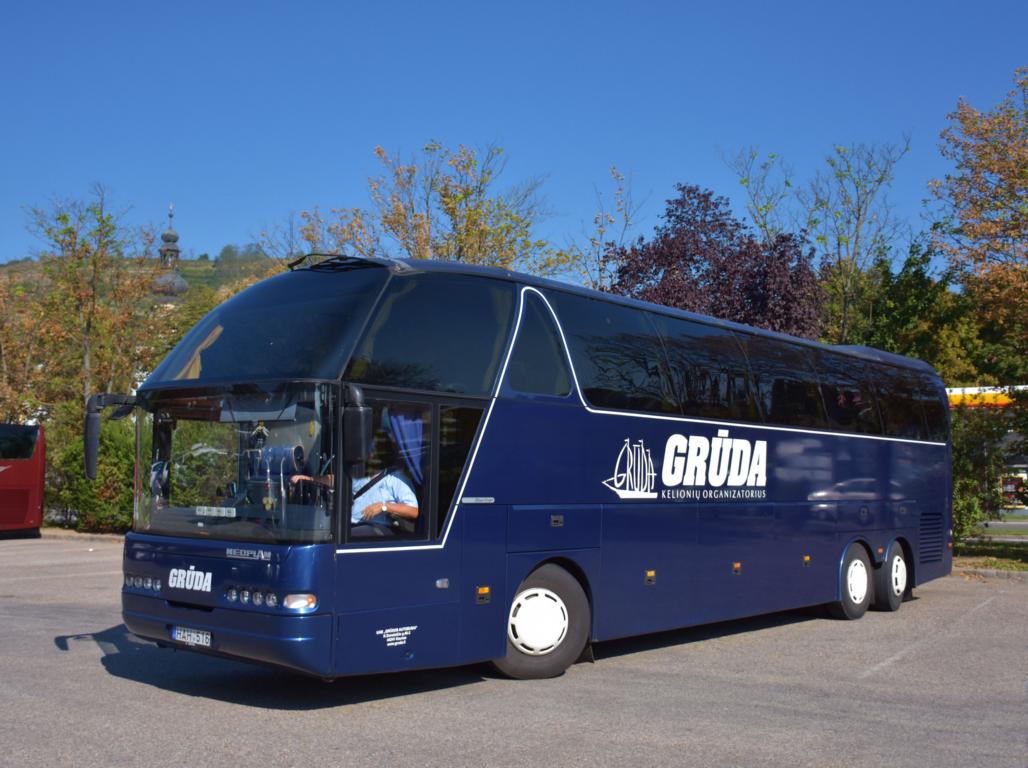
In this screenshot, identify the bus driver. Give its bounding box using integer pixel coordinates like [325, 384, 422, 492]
[290, 469, 419, 535]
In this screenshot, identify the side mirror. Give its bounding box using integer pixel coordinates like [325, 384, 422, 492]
[83, 394, 139, 480]
[342, 384, 373, 471]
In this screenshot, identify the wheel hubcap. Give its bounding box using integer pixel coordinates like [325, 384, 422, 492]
[508, 587, 569, 656]
[890, 554, 907, 597]
[847, 559, 868, 605]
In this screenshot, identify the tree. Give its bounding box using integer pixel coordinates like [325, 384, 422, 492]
[26, 187, 169, 530]
[280, 141, 571, 276]
[214, 242, 270, 285]
[929, 68, 1028, 388]
[863, 238, 981, 384]
[725, 148, 794, 245]
[610, 184, 824, 338]
[572, 166, 642, 291]
[724, 141, 910, 345]
[0, 272, 44, 422]
[800, 140, 910, 344]
[30, 186, 166, 407]
[932, 67, 1027, 271]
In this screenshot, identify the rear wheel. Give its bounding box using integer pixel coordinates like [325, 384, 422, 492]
[828, 543, 873, 620]
[491, 564, 590, 679]
[873, 542, 908, 612]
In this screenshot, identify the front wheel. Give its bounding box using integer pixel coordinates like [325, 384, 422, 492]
[873, 542, 908, 612]
[828, 543, 873, 620]
[491, 564, 590, 679]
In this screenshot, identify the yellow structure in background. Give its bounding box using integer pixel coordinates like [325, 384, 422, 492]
[946, 386, 1027, 409]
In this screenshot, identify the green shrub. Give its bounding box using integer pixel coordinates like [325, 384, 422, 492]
[49, 413, 135, 533]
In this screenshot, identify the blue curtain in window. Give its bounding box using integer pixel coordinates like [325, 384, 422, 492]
[387, 409, 425, 485]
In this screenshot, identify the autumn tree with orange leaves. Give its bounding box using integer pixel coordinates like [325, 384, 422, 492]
[932, 67, 1027, 385]
[933, 67, 1027, 270]
[0, 272, 45, 422]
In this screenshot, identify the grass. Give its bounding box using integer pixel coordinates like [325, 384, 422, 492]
[954, 541, 1028, 571]
[981, 526, 1028, 537]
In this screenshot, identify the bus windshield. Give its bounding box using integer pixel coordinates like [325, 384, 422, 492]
[134, 383, 337, 544]
[0, 425, 39, 459]
[143, 262, 389, 387]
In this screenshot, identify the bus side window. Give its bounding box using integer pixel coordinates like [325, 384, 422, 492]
[874, 366, 927, 439]
[437, 406, 484, 537]
[548, 292, 678, 415]
[734, 335, 827, 428]
[506, 294, 572, 397]
[913, 376, 949, 442]
[816, 353, 883, 435]
[652, 315, 759, 423]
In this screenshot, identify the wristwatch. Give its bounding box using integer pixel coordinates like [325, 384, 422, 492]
[380, 502, 388, 516]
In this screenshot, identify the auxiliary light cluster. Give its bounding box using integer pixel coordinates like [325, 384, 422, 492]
[223, 587, 316, 610]
[124, 573, 161, 592]
[225, 586, 278, 608]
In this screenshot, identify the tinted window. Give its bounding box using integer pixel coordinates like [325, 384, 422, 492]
[913, 375, 949, 442]
[506, 294, 571, 396]
[548, 292, 677, 414]
[437, 406, 483, 536]
[874, 366, 926, 439]
[816, 353, 882, 434]
[735, 335, 827, 428]
[347, 274, 515, 396]
[652, 316, 759, 422]
[0, 425, 38, 460]
[146, 264, 389, 387]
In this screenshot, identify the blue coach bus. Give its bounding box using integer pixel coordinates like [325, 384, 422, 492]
[85, 255, 951, 679]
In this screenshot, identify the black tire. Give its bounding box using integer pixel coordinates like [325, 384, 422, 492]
[873, 541, 908, 612]
[828, 543, 873, 620]
[491, 564, 590, 680]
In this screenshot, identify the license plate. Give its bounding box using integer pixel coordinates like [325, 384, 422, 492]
[172, 626, 211, 647]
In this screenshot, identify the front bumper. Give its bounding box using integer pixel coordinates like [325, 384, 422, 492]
[123, 592, 333, 677]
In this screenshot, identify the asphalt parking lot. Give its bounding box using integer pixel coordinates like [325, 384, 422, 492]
[1, 535, 1025, 768]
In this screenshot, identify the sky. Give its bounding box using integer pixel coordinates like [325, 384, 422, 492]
[1, 1, 1024, 267]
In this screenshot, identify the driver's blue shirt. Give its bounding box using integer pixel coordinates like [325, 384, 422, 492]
[351, 473, 418, 526]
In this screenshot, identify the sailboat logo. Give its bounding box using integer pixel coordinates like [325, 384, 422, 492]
[602, 439, 658, 499]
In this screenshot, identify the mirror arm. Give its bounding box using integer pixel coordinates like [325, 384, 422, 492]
[84, 394, 139, 480]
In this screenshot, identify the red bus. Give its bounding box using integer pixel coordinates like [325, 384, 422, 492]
[0, 424, 45, 536]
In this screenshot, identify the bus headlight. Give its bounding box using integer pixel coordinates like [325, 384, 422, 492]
[284, 593, 316, 610]
[252, 591, 264, 607]
[226, 588, 238, 602]
[265, 594, 278, 608]
[240, 590, 251, 604]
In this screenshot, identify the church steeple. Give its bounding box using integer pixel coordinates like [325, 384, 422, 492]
[153, 203, 189, 298]
[158, 203, 181, 267]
